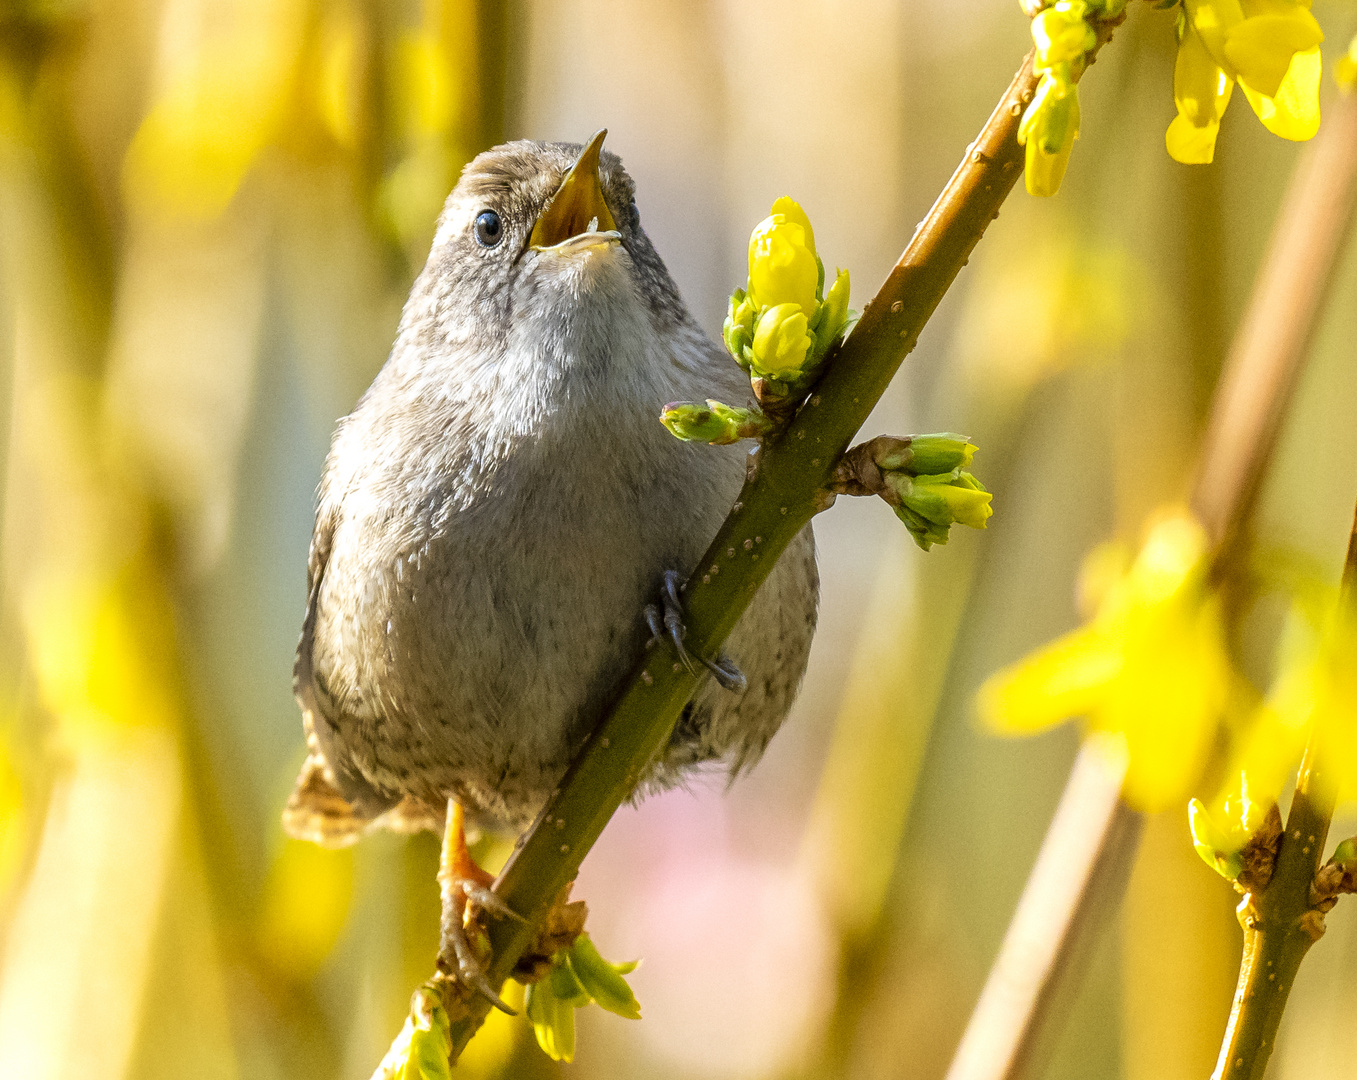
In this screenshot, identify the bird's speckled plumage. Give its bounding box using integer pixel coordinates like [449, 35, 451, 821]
[288, 139, 818, 839]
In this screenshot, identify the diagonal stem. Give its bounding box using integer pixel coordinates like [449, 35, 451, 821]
[434, 44, 1064, 1059]
[944, 85, 1357, 1080]
[1208, 504, 1357, 1080]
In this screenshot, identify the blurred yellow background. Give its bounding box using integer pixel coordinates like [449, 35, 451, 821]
[2, 1, 1357, 1078]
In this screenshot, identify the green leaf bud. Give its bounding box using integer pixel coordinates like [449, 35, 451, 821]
[883, 469, 993, 549]
[874, 432, 975, 474]
[526, 975, 577, 1063]
[549, 952, 592, 1008]
[891, 502, 953, 551]
[811, 268, 851, 359]
[723, 288, 757, 369]
[567, 934, 642, 1020]
[660, 400, 773, 444]
[373, 983, 453, 1080]
[1333, 837, 1357, 866]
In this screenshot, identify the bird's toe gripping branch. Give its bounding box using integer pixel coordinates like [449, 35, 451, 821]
[645, 569, 747, 693]
[437, 800, 526, 1015]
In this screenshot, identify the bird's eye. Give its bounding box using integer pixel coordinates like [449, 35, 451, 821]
[628, 201, 640, 230]
[474, 210, 503, 247]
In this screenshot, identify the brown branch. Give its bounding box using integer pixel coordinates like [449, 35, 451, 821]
[944, 85, 1357, 1080]
[1208, 503, 1357, 1080]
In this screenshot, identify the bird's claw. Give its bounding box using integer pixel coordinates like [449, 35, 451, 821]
[460, 880, 528, 924]
[440, 909, 517, 1014]
[439, 882, 522, 1014]
[645, 570, 747, 693]
[436, 799, 523, 1014]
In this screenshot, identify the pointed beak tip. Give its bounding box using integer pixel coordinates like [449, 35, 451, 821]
[529, 128, 619, 250]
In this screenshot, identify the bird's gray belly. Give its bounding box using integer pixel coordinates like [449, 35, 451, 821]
[309, 454, 817, 830]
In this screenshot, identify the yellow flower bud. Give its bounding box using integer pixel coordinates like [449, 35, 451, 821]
[768, 195, 816, 255]
[1032, 2, 1096, 67]
[748, 203, 819, 315]
[750, 303, 812, 379]
[1019, 74, 1080, 197]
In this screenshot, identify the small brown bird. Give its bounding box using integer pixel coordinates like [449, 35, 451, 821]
[284, 132, 818, 1003]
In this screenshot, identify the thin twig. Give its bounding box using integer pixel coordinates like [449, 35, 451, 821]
[1208, 505, 1357, 1080]
[436, 47, 1059, 1058]
[944, 86, 1357, 1080]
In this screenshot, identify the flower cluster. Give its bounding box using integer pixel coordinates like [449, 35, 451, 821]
[663, 197, 850, 445]
[723, 197, 851, 407]
[1018, 0, 1125, 197]
[1167, 0, 1324, 164]
[979, 511, 1233, 810]
[524, 934, 641, 1063]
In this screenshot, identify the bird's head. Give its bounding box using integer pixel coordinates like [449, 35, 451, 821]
[416, 131, 688, 362]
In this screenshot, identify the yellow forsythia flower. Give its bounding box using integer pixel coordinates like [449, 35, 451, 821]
[1167, 14, 1236, 163]
[978, 511, 1232, 811]
[1168, 0, 1323, 164]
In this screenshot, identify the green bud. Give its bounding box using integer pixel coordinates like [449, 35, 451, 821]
[567, 934, 642, 1020]
[723, 288, 757, 370]
[526, 974, 577, 1063]
[550, 952, 592, 1008]
[1188, 798, 1246, 881]
[885, 469, 993, 550]
[373, 983, 453, 1080]
[1333, 837, 1357, 866]
[891, 502, 953, 551]
[660, 400, 772, 444]
[810, 268, 851, 359]
[874, 432, 975, 475]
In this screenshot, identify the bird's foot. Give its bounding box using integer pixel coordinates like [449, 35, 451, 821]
[436, 800, 526, 1015]
[644, 569, 747, 693]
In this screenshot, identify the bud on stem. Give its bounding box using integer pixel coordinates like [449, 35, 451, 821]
[827, 433, 992, 550]
[660, 400, 775, 445]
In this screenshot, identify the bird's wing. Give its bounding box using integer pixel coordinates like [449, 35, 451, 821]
[284, 510, 446, 845]
[284, 512, 373, 847]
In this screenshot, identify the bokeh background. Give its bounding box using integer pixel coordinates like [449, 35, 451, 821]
[3, 1, 1357, 1078]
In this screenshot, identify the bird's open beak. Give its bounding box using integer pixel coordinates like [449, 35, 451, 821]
[529, 129, 619, 250]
